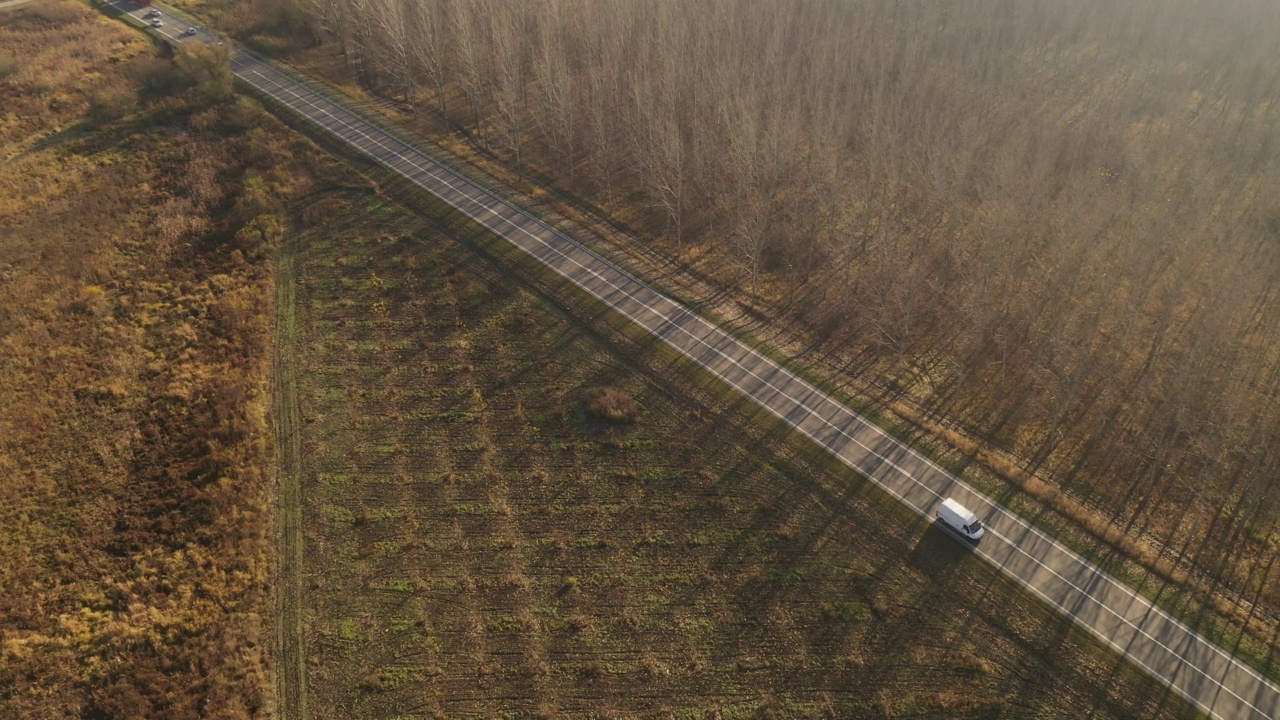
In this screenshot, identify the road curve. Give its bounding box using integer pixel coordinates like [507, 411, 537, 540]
[104, 7, 1279, 715]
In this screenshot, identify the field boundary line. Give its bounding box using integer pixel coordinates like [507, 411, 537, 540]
[272, 231, 306, 720]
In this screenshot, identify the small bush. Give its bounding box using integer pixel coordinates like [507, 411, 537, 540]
[175, 43, 233, 106]
[129, 55, 190, 99]
[219, 96, 265, 133]
[583, 386, 639, 424]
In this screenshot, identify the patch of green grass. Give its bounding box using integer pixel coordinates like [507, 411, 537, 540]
[336, 620, 361, 642]
[380, 580, 414, 593]
[322, 505, 356, 525]
[376, 665, 422, 690]
[452, 502, 492, 516]
[374, 540, 404, 557]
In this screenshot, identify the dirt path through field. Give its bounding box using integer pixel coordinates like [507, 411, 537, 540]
[273, 236, 306, 720]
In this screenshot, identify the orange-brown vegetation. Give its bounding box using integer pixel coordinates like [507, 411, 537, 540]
[0, 4, 332, 717]
[582, 386, 640, 424]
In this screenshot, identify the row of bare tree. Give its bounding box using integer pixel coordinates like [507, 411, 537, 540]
[301, 0, 1280, 604]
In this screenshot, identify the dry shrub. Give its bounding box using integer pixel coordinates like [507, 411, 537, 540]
[188, 106, 224, 133]
[219, 96, 265, 133]
[641, 656, 670, 677]
[129, 55, 190, 99]
[181, 152, 224, 206]
[583, 386, 639, 424]
[154, 196, 210, 247]
[174, 43, 234, 106]
[86, 78, 136, 124]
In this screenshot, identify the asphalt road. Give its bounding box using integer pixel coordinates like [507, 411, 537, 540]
[110, 0, 219, 45]
[103, 6, 1280, 716]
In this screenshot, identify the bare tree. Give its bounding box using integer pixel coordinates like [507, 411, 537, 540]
[491, 2, 531, 169]
[344, 0, 377, 86]
[451, 0, 494, 139]
[407, 0, 452, 120]
[532, 0, 578, 180]
[304, 0, 350, 57]
[632, 102, 686, 251]
[368, 0, 414, 103]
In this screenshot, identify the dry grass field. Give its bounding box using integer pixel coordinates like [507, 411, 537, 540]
[284, 193, 1202, 719]
[0, 3, 350, 716]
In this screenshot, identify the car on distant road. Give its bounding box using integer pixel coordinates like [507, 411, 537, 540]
[183, 26, 197, 35]
[144, 8, 160, 17]
[150, 18, 163, 27]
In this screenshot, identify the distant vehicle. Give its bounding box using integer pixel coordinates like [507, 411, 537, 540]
[936, 498, 985, 545]
[183, 26, 197, 35]
[144, 8, 160, 17]
[150, 18, 163, 27]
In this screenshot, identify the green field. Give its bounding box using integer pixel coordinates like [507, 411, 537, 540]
[282, 192, 1201, 719]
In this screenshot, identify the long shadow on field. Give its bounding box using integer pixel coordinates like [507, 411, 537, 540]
[961, 532, 1203, 719]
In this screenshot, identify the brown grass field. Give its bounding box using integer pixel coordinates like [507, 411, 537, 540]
[0, 2, 352, 717]
[284, 191, 1204, 718]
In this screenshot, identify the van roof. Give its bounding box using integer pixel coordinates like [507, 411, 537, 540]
[941, 498, 978, 524]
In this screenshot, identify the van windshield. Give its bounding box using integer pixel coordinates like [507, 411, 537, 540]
[966, 521, 982, 534]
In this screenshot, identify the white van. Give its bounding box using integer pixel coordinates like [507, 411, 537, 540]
[937, 498, 985, 545]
